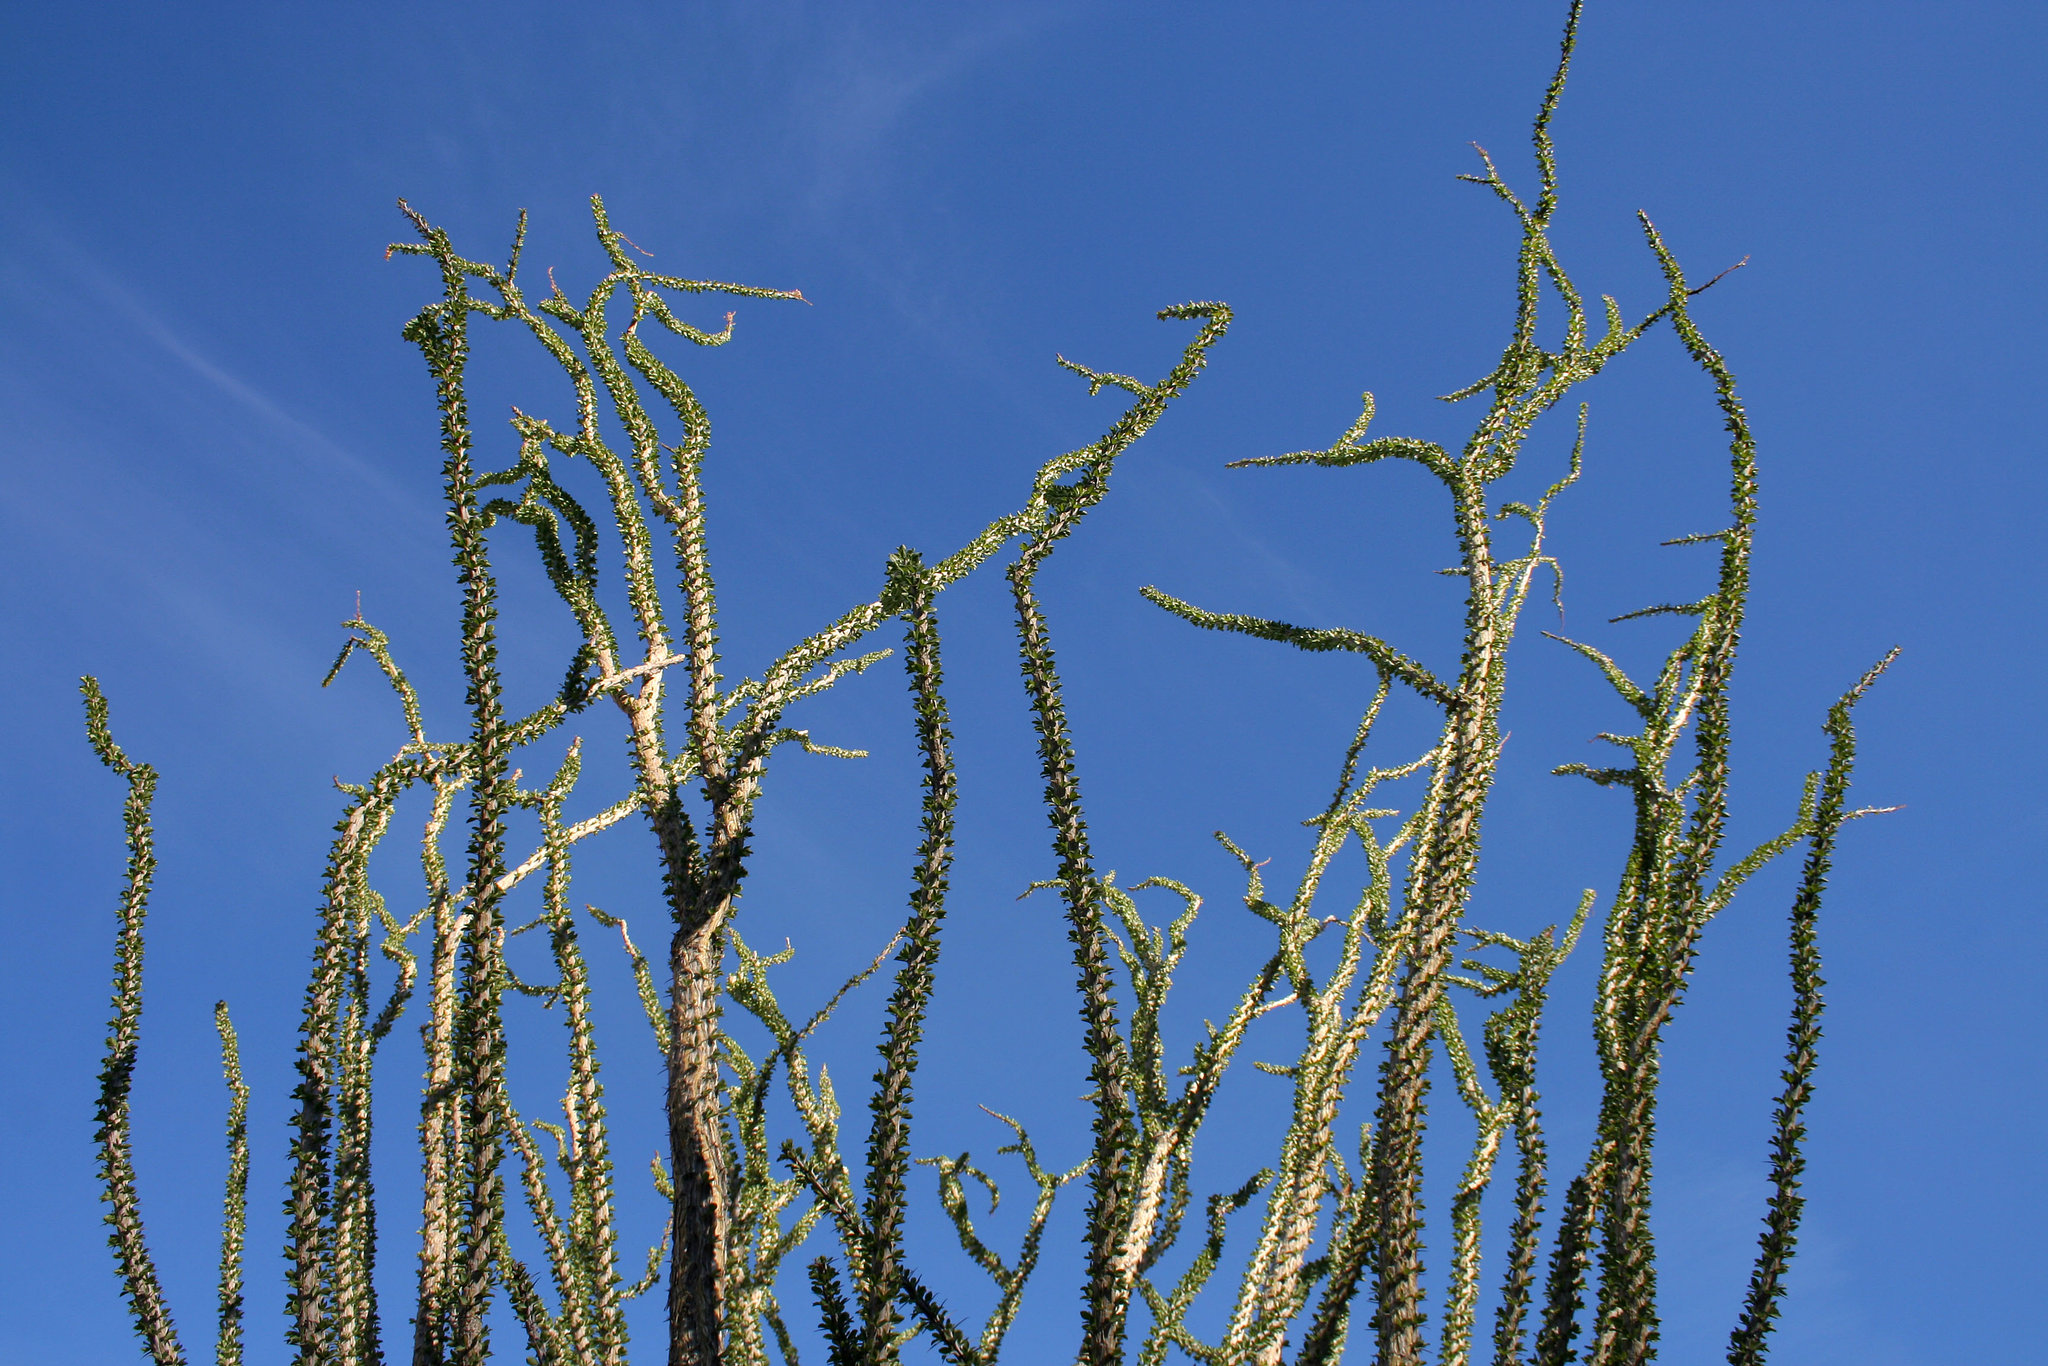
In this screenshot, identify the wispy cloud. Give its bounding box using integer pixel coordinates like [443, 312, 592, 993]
[751, 6, 1099, 440]
[0, 197, 433, 701]
[781, 6, 1049, 217]
[0, 193, 431, 529]
[55, 258, 431, 525]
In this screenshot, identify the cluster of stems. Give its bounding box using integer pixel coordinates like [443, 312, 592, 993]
[79, 5, 1888, 1365]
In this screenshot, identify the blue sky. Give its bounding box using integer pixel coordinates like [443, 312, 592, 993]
[2, 3, 2040, 1363]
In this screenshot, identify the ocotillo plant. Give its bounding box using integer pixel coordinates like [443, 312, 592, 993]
[81, 5, 1890, 1365]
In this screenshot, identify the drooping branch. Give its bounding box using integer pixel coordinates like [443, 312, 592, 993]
[1725, 651, 1897, 1365]
[81, 677, 186, 1366]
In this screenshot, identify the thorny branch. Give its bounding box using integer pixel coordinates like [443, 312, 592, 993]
[79, 7, 1887, 1366]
